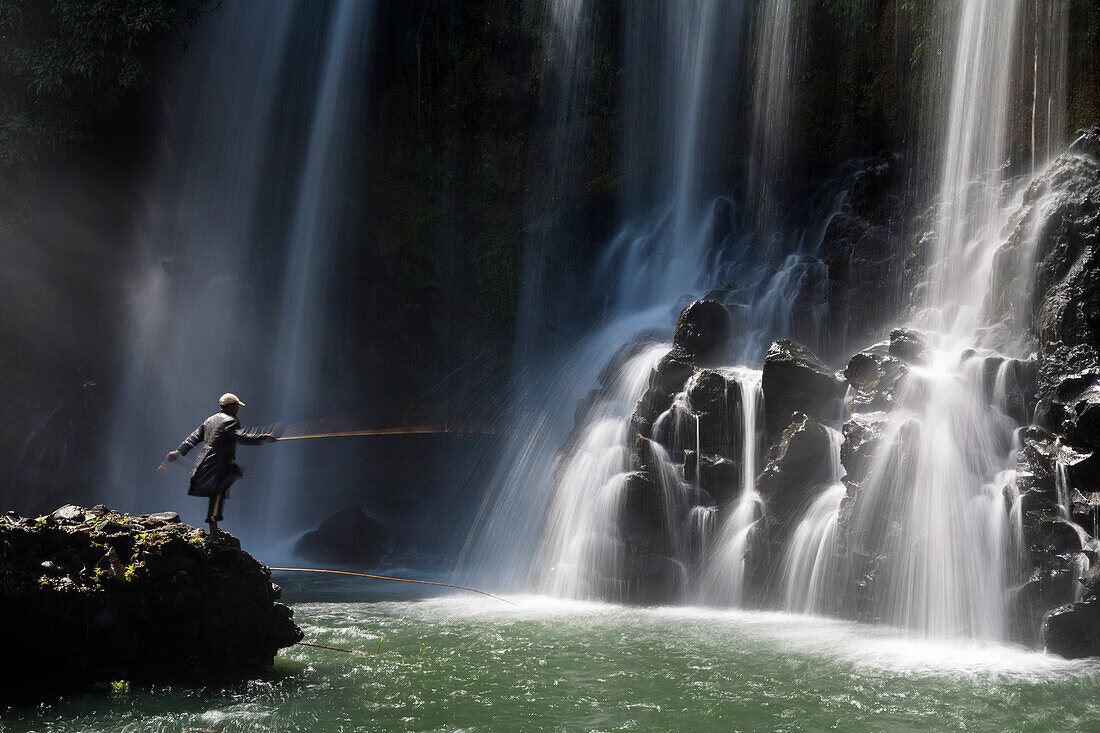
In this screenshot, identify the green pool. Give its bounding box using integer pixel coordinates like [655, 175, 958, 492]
[6, 578, 1100, 732]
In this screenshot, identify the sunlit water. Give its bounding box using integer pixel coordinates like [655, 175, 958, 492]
[7, 578, 1100, 732]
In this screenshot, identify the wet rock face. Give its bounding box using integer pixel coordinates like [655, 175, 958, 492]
[618, 472, 682, 604]
[821, 157, 907, 358]
[674, 300, 731, 364]
[757, 413, 835, 506]
[0, 506, 301, 693]
[1044, 597, 1100, 659]
[294, 505, 400, 567]
[888, 328, 928, 365]
[761, 339, 845, 439]
[844, 342, 906, 413]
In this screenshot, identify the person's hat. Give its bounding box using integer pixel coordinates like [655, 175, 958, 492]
[219, 393, 246, 407]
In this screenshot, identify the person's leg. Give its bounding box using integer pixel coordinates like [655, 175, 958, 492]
[206, 494, 224, 535]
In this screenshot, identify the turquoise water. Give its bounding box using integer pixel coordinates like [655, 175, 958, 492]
[6, 578, 1100, 731]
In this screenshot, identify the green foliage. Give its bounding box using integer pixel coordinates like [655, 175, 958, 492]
[0, 0, 217, 222]
[123, 563, 140, 582]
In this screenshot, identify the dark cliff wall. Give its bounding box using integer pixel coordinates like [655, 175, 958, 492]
[3, 0, 1100, 515]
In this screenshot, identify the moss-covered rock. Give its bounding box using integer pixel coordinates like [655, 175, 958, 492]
[0, 505, 301, 694]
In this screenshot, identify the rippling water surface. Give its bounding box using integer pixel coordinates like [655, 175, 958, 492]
[7, 577, 1100, 732]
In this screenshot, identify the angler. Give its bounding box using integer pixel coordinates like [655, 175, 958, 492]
[165, 392, 277, 535]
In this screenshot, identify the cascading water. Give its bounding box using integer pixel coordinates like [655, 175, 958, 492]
[538, 343, 669, 599]
[916, 0, 1022, 340]
[847, 352, 1022, 638]
[462, 0, 1080, 653]
[697, 368, 763, 605]
[105, 1, 374, 548]
[461, 1, 750, 590]
[780, 427, 844, 615]
[746, 0, 800, 230]
[473, 0, 865, 600]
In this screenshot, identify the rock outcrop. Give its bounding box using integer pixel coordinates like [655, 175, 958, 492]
[0, 505, 302, 692]
[761, 339, 845, 440]
[674, 299, 732, 365]
[294, 505, 402, 567]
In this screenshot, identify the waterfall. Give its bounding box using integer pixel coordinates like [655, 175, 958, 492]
[538, 343, 669, 599]
[746, 0, 800, 229]
[846, 353, 1021, 638]
[916, 0, 1021, 339]
[780, 427, 845, 615]
[461, 1, 748, 589]
[827, 0, 1054, 640]
[105, 2, 374, 547]
[697, 368, 763, 606]
[261, 0, 375, 538]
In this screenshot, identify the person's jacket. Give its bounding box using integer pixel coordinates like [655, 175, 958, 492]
[177, 411, 266, 497]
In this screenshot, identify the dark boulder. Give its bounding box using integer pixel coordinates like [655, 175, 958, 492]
[652, 347, 696, 394]
[840, 411, 892, 487]
[628, 347, 695, 465]
[294, 506, 400, 568]
[0, 506, 301, 693]
[757, 413, 838, 508]
[619, 471, 669, 554]
[1043, 596, 1100, 658]
[618, 472, 682, 604]
[683, 452, 741, 504]
[1015, 426, 1062, 514]
[844, 342, 906, 413]
[622, 553, 685, 605]
[977, 355, 1038, 423]
[688, 369, 745, 455]
[674, 300, 731, 364]
[888, 328, 929, 365]
[761, 339, 845, 440]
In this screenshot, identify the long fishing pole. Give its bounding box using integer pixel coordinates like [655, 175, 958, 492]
[269, 567, 516, 606]
[276, 423, 506, 441]
[295, 641, 399, 658]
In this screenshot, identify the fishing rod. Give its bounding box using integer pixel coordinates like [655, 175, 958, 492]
[276, 423, 506, 441]
[154, 420, 506, 472]
[269, 567, 516, 606]
[295, 641, 401, 658]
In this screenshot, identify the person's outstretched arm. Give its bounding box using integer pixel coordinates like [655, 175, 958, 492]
[166, 423, 205, 462]
[234, 420, 278, 446]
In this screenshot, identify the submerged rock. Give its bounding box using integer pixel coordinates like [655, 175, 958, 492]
[294, 505, 401, 567]
[0, 506, 301, 692]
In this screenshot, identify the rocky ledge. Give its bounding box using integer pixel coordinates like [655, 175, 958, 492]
[0, 505, 302, 692]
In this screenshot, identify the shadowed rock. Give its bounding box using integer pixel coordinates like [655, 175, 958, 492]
[674, 300, 731, 364]
[0, 506, 301, 693]
[294, 505, 400, 567]
[761, 339, 845, 439]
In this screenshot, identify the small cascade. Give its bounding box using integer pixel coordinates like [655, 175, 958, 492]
[780, 427, 845, 615]
[1055, 454, 1072, 521]
[843, 350, 1022, 639]
[697, 368, 763, 606]
[538, 343, 670, 599]
[746, 0, 801, 229]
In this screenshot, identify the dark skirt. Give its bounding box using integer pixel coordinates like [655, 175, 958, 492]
[188, 460, 244, 497]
